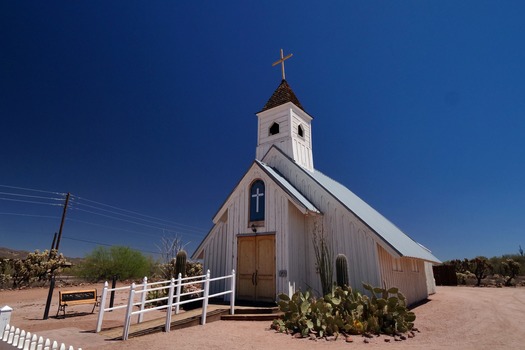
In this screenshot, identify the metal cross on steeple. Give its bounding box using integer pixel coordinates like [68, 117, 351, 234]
[272, 48, 293, 80]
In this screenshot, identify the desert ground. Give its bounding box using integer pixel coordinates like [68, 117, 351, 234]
[1, 285, 524, 350]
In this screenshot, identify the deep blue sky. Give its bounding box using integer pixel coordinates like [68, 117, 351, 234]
[1, 1, 524, 262]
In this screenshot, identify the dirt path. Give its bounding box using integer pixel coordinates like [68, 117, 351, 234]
[2, 286, 524, 349]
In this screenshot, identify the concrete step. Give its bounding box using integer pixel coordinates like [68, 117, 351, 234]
[221, 312, 282, 321]
[222, 307, 282, 321]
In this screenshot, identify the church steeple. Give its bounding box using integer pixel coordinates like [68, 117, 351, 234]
[260, 79, 305, 113]
[255, 50, 314, 172]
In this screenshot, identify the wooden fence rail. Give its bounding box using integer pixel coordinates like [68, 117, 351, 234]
[96, 269, 236, 340]
[1, 324, 81, 350]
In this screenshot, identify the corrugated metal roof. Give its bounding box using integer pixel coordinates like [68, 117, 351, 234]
[256, 159, 320, 214]
[308, 169, 440, 263]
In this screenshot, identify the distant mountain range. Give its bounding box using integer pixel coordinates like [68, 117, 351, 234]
[0, 246, 30, 259]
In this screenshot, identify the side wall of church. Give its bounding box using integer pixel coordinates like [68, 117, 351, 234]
[376, 245, 429, 305]
[264, 150, 383, 295]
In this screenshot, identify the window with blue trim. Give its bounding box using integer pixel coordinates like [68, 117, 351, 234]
[249, 180, 265, 222]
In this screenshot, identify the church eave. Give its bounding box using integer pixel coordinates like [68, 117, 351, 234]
[255, 159, 321, 215]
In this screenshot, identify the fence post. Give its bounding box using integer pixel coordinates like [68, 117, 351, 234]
[122, 283, 136, 341]
[109, 275, 118, 310]
[175, 273, 182, 315]
[138, 277, 148, 324]
[201, 270, 210, 325]
[95, 281, 109, 333]
[165, 278, 175, 333]
[230, 269, 236, 315]
[0, 305, 13, 335]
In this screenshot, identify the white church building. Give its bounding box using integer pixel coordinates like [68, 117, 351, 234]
[192, 58, 440, 305]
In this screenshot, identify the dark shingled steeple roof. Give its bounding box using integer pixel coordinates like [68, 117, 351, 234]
[260, 79, 305, 112]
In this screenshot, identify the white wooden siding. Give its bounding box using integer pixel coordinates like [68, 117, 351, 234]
[376, 245, 428, 305]
[199, 146, 431, 303]
[425, 262, 436, 295]
[287, 202, 310, 292]
[264, 149, 382, 294]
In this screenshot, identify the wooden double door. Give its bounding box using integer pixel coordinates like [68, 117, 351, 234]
[237, 234, 276, 303]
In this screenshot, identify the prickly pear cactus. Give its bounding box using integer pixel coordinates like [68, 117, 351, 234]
[336, 254, 349, 287]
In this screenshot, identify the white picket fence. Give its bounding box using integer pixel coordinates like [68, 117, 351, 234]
[1, 324, 80, 350]
[96, 269, 236, 340]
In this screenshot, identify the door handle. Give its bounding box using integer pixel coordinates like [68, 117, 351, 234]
[254, 270, 258, 286]
[252, 272, 256, 285]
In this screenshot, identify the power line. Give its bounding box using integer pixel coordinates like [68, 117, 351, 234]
[66, 217, 172, 239]
[0, 191, 64, 201]
[69, 200, 206, 235]
[0, 212, 61, 219]
[71, 194, 207, 233]
[70, 207, 183, 233]
[0, 184, 65, 196]
[62, 236, 161, 255]
[0, 197, 64, 206]
[69, 207, 206, 239]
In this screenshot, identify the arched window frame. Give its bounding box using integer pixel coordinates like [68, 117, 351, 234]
[249, 179, 265, 224]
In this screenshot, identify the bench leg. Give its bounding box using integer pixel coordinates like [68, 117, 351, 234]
[56, 305, 66, 318]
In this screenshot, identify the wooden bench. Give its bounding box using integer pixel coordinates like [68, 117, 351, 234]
[56, 289, 99, 318]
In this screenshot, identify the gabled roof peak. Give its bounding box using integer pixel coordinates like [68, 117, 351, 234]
[260, 79, 305, 113]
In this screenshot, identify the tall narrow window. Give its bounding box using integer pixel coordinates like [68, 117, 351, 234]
[269, 122, 280, 135]
[298, 124, 304, 137]
[249, 180, 265, 222]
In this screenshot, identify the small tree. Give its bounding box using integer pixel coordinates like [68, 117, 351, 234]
[450, 258, 470, 274]
[502, 258, 520, 286]
[469, 257, 492, 287]
[76, 246, 151, 281]
[312, 219, 333, 296]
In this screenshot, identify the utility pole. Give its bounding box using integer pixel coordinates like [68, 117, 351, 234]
[43, 192, 70, 320]
[55, 192, 70, 251]
[48, 232, 57, 259]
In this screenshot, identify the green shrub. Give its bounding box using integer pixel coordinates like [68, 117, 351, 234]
[75, 246, 151, 281]
[272, 284, 415, 338]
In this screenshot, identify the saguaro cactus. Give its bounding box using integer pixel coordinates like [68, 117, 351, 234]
[336, 254, 349, 287]
[175, 250, 187, 278]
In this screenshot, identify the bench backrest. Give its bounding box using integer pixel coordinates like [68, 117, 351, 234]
[59, 289, 97, 305]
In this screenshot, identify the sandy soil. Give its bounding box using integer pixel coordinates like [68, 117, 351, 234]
[1, 285, 524, 350]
